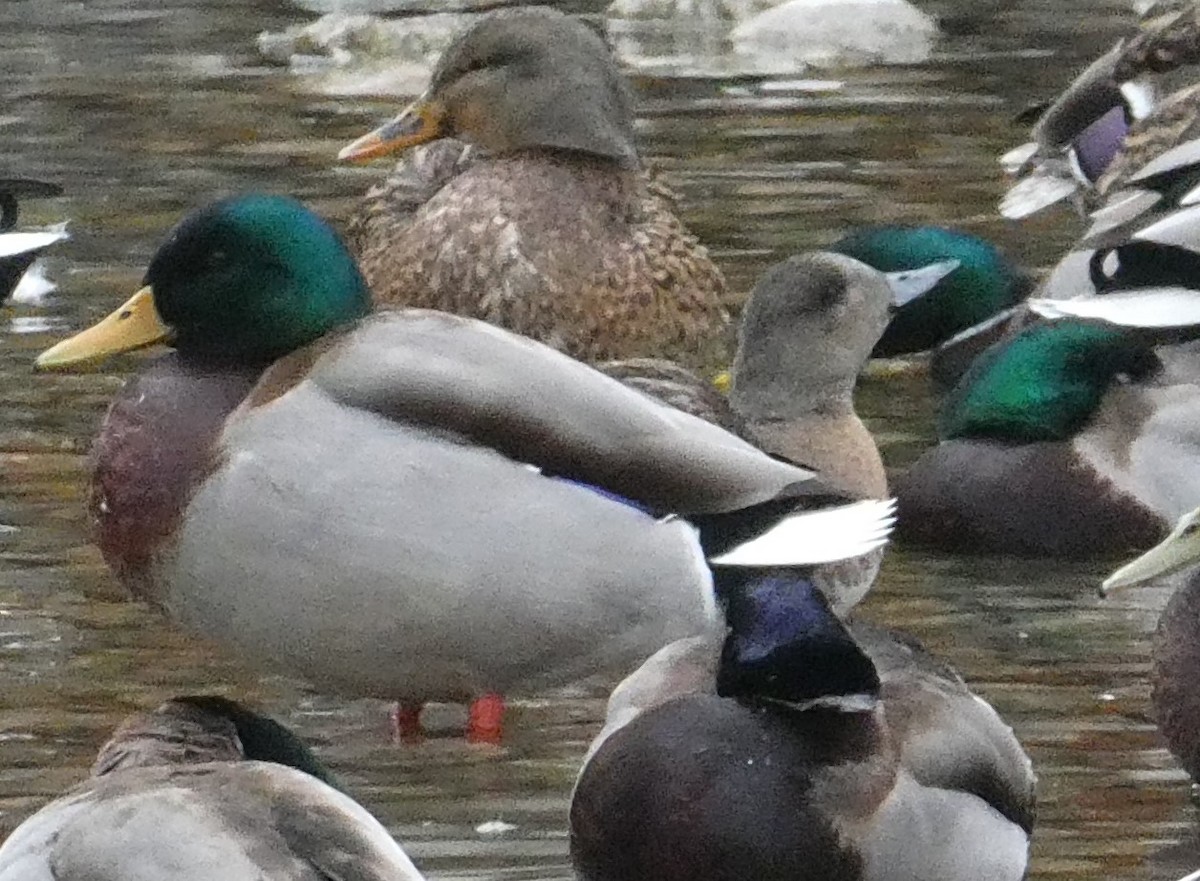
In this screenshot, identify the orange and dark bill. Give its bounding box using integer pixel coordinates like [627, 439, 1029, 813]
[337, 98, 446, 163]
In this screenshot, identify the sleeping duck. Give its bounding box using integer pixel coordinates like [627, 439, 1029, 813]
[36, 193, 893, 741]
[0, 696, 425, 881]
[570, 571, 1035, 881]
[337, 7, 730, 368]
[895, 299, 1200, 557]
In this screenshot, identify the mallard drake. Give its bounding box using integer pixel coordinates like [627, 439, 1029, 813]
[569, 574, 1035, 881]
[0, 696, 425, 881]
[0, 178, 68, 302]
[1103, 506, 1200, 783]
[726, 252, 959, 499]
[894, 308, 1200, 557]
[336, 7, 731, 368]
[36, 193, 894, 740]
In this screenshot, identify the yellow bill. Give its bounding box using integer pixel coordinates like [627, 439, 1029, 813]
[35, 286, 170, 371]
[337, 98, 446, 163]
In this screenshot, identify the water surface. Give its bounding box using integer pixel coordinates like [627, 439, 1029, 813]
[0, 2, 1194, 879]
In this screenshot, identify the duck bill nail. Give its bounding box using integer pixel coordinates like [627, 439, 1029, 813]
[884, 259, 961, 308]
[35, 286, 169, 371]
[337, 99, 445, 162]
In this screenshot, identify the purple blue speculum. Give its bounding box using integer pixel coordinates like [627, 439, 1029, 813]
[553, 477, 652, 515]
[1072, 105, 1128, 183]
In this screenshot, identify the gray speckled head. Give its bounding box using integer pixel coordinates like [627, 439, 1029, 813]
[427, 7, 637, 166]
[730, 252, 893, 421]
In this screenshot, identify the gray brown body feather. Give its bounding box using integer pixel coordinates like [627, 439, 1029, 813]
[0, 763, 423, 881]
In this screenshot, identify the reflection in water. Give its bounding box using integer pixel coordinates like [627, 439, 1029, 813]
[0, 1, 1197, 879]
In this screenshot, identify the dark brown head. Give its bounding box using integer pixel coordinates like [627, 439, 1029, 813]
[339, 8, 636, 167]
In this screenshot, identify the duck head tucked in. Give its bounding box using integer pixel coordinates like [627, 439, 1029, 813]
[340, 7, 636, 167]
[570, 571, 1033, 881]
[895, 319, 1200, 557]
[93, 695, 337, 786]
[38, 194, 371, 370]
[716, 574, 880, 709]
[937, 321, 1160, 443]
[0, 696, 426, 881]
[729, 252, 955, 498]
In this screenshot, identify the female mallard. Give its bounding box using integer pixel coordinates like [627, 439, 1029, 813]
[570, 573, 1035, 881]
[1104, 506, 1200, 782]
[336, 7, 730, 368]
[36, 193, 893, 740]
[0, 696, 425, 881]
[894, 315, 1200, 557]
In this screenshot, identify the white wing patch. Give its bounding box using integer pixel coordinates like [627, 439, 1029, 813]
[710, 498, 896, 567]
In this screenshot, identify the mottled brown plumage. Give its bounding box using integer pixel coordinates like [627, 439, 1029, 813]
[340, 8, 730, 368]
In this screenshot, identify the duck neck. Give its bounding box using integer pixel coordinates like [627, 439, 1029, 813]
[730, 334, 857, 422]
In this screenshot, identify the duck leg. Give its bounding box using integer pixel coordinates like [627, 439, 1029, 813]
[467, 693, 505, 744]
[389, 700, 424, 743]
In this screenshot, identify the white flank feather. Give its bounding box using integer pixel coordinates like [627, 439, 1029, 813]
[709, 498, 896, 567]
[1173, 870, 1200, 881]
[0, 228, 68, 260]
[1084, 188, 1161, 240]
[1028, 288, 1200, 329]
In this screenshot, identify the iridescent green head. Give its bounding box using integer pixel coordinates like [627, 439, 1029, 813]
[831, 225, 1032, 356]
[36, 194, 372, 370]
[939, 321, 1159, 442]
